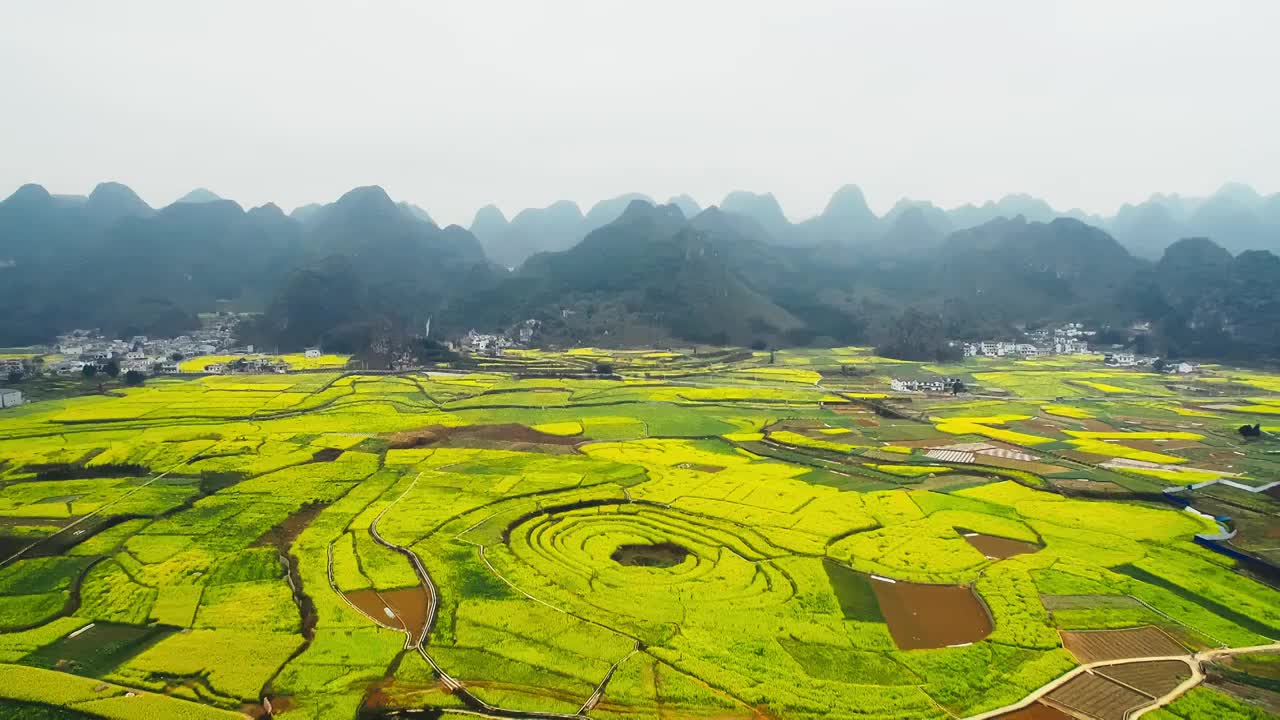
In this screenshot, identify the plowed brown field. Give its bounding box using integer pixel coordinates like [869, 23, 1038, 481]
[1061, 626, 1187, 663]
[993, 701, 1074, 719]
[1096, 659, 1191, 698]
[871, 578, 992, 649]
[1046, 672, 1150, 720]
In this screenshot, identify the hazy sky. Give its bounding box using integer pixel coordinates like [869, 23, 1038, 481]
[2, 0, 1278, 225]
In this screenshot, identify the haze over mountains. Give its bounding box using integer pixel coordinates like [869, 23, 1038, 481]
[470, 182, 1280, 266]
[1, 180, 1278, 360]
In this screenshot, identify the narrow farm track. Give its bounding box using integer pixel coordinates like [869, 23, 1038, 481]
[579, 642, 641, 715]
[7, 361, 1276, 719]
[367, 479, 764, 720]
[0, 454, 198, 569]
[470, 547, 762, 720]
[325, 543, 413, 641]
[964, 642, 1280, 720]
[368, 473, 440, 646]
[365, 474, 603, 720]
[371, 375, 1275, 718]
[469, 515, 770, 718]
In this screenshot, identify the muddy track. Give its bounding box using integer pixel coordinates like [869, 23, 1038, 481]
[367, 475, 440, 646]
[965, 642, 1280, 720]
[363, 475, 752, 720]
[470, 524, 769, 715]
[364, 474, 606, 719]
[0, 456, 198, 569]
[578, 642, 640, 714]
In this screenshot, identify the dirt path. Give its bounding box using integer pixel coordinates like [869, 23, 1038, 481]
[363, 474, 597, 720]
[578, 642, 640, 714]
[366, 474, 440, 648]
[0, 455, 197, 569]
[965, 642, 1280, 720]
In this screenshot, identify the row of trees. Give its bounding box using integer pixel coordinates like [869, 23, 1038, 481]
[6, 361, 145, 388]
[80, 361, 146, 385]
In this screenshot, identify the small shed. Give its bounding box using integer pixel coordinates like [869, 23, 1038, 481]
[0, 388, 24, 409]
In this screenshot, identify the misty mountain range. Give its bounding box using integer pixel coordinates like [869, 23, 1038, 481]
[469, 182, 1280, 267]
[1, 180, 1278, 360]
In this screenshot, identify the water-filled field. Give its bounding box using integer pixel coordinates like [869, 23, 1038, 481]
[0, 348, 1277, 719]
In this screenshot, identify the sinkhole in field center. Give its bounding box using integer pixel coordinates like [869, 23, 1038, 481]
[610, 542, 691, 568]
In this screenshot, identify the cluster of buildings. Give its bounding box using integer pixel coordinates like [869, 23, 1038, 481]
[1102, 352, 1197, 374]
[46, 318, 245, 376]
[962, 323, 1094, 359]
[456, 320, 541, 357]
[44, 333, 175, 375]
[0, 357, 29, 378]
[458, 329, 517, 356]
[1103, 351, 1138, 367]
[201, 356, 292, 375]
[890, 377, 964, 394]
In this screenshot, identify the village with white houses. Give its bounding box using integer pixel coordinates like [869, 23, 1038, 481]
[2, 318, 1202, 414]
[453, 319, 542, 357]
[0, 314, 252, 382]
[960, 322, 1094, 359]
[0, 314, 546, 392]
[882, 322, 1200, 396]
[957, 322, 1197, 373]
[45, 316, 244, 375]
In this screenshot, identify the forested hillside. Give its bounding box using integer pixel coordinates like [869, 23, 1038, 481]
[2, 182, 1278, 360]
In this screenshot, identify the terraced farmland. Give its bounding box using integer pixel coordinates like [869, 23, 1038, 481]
[0, 348, 1278, 719]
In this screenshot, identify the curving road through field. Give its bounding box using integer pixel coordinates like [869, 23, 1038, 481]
[965, 642, 1280, 720]
[353, 384, 1275, 720]
[363, 473, 622, 720]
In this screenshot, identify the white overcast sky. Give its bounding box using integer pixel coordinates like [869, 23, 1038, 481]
[2, 0, 1278, 225]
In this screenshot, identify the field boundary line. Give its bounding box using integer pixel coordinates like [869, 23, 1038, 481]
[964, 641, 1280, 720]
[325, 541, 411, 646]
[1126, 597, 1230, 648]
[0, 453, 198, 569]
[477, 544, 582, 621]
[368, 472, 439, 645]
[579, 642, 640, 714]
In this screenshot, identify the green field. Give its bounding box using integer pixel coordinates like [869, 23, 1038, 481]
[1, 347, 1278, 719]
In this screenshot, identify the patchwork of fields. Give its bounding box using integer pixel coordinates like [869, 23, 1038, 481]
[0, 348, 1277, 720]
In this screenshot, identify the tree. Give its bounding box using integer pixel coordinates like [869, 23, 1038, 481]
[875, 308, 962, 362]
[1152, 358, 1167, 373]
[594, 362, 614, 375]
[124, 369, 146, 385]
[249, 256, 370, 352]
[5, 369, 21, 384]
[170, 352, 184, 362]
[103, 360, 120, 378]
[951, 379, 966, 395]
[82, 364, 98, 378]
[414, 338, 458, 364]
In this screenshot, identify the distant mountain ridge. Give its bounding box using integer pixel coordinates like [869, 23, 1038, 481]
[3, 180, 1278, 359]
[469, 194, 662, 268]
[0, 182, 493, 348]
[12, 180, 1275, 268]
[174, 187, 224, 204]
[472, 182, 1279, 265]
[448, 200, 807, 346]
